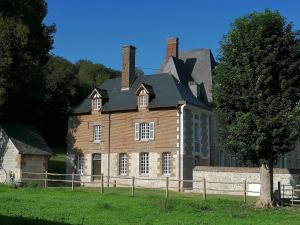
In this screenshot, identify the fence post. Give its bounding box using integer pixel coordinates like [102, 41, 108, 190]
[203, 178, 207, 200]
[44, 171, 48, 189]
[292, 185, 295, 206]
[283, 184, 285, 206]
[71, 172, 74, 191]
[178, 179, 181, 192]
[131, 176, 135, 197]
[278, 181, 281, 206]
[113, 180, 116, 188]
[101, 173, 104, 193]
[243, 180, 247, 203]
[166, 177, 169, 200]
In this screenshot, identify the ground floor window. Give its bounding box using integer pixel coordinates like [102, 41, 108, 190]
[162, 152, 171, 175]
[77, 154, 84, 174]
[140, 152, 149, 175]
[119, 153, 128, 175]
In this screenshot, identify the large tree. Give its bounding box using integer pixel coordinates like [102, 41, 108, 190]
[0, 0, 55, 121]
[213, 10, 300, 207]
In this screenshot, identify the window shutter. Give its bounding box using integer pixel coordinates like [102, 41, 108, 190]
[135, 123, 140, 140]
[149, 122, 155, 140]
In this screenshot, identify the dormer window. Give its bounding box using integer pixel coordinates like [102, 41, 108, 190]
[92, 98, 101, 110]
[135, 83, 155, 110]
[89, 88, 108, 111]
[139, 95, 148, 107]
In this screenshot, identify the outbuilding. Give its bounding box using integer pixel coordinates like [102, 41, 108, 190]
[0, 123, 52, 183]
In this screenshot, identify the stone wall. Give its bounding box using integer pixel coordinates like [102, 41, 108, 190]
[0, 139, 21, 182]
[193, 166, 300, 196]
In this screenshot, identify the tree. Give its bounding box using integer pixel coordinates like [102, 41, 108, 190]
[75, 60, 120, 97]
[42, 55, 77, 144]
[213, 10, 300, 207]
[0, 0, 55, 121]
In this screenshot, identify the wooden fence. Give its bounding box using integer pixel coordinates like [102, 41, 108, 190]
[19, 171, 299, 205]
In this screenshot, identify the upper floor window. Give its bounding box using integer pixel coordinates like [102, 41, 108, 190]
[139, 95, 148, 107]
[162, 152, 171, 175]
[140, 152, 149, 175]
[119, 153, 128, 175]
[135, 122, 154, 141]
[92, 98, 101, 110]
[93, 125, 101, 143]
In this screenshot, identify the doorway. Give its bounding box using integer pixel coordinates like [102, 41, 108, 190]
[92, 154, 101, 181]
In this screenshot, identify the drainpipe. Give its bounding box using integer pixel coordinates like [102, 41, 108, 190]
[179, 103, 186, 191]
[107, 112, 111, 187]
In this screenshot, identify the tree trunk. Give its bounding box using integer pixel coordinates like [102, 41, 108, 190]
[256, 163, 274, 208]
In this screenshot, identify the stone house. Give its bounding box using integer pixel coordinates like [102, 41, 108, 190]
[0, 123, 52, 183]
[67, 38, 216, 188]
[67, 37, 300, 189]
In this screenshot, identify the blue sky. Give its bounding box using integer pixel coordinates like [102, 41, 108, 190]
[45, 0, 300, 74]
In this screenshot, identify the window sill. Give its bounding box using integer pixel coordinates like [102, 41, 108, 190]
[93, 141, 101, 144]
[139, 174, 149, 177]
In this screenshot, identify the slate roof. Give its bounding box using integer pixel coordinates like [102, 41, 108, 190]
[72, 48, 215, 114]
[72, 73, 210, 114]
[1, 123, 52, 156]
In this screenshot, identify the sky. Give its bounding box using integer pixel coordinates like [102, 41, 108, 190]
[45, 0, 300, 74]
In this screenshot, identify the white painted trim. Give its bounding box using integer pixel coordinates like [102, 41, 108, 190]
[179, 104, 186, 183]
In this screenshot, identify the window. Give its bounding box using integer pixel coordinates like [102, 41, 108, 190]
[92, 98, 101, 110]
[77, 154, 84, 174]
[119, 153, 128, 175]
[141, 123, 150, 140]
[139, 95, 147, 107]
[135, 122, 154, 141]
[93, 125, 101, 143]
[140, 152, 149, 175]
[193, 119, 201, 153]
[219, 151, 224, 166]
[162, 152, 171, 175]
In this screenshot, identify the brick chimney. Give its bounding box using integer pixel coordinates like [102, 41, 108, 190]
[121, 45, 136, 90]
[165, 37, 179, 64]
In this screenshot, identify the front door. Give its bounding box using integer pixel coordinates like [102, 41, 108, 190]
[92, 154, 101, 180]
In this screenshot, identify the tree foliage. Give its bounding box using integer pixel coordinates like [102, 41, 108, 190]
[0, 0, 55, 120]
[213, 10, 300, 165]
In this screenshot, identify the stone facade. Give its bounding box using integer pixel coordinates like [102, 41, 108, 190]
[193, 166, 300, 196]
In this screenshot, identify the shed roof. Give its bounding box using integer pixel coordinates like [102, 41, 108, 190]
[1, 123, 52, 156]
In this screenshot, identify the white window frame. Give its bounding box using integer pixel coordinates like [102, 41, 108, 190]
[135, 122, 154, 141]
[93, 125, 101, 143]
[140, 152, 149, 175]
[139, 95, 147, 107]
[119, 153, 128, 176]
[92, 98, 101, 110]
[162, 152, 171, 176]
[77, 154, 84, 175]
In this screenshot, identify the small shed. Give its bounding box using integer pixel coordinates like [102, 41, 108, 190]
[0, 123, 52, 183]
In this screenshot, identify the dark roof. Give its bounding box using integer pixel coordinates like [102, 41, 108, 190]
[72, 73, 210, 114]
[1, 124, 52, 155]
[95, 88, 108, 98]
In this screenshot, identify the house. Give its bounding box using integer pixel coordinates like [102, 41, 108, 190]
[66, 38, 216, 188]
[67, 37, 300, 189]
[0, 123, 52, 183]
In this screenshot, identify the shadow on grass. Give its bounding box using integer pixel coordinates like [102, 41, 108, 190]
[0, 215, 71, 225]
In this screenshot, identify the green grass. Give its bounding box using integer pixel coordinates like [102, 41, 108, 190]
[48, 146, 66, 174]
[0, 185, 299, 225]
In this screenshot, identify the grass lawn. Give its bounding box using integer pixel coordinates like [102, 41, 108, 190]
[0, 185, 299, 225]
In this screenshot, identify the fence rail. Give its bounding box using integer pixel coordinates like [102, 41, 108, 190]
[0, 170, 293, 206]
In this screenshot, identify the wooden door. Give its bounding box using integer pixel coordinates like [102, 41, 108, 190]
[92, 154, 101, 180]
